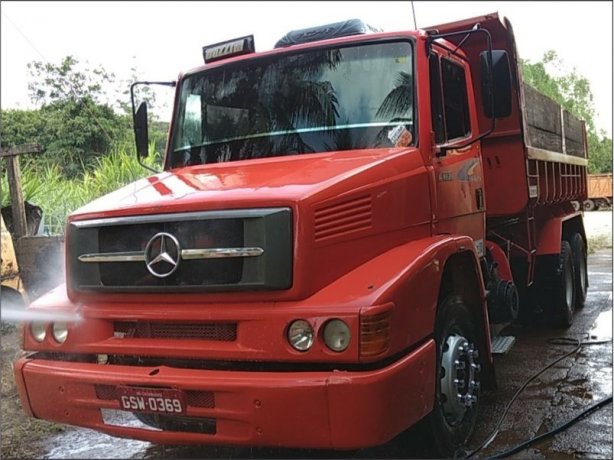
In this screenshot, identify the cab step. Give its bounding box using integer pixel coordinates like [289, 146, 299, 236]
[491, 335, 516, 354]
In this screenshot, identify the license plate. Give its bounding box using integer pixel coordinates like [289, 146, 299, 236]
[117, 387, 185, 415]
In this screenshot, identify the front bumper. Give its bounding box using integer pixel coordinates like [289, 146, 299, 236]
[14, 341, 435, 449]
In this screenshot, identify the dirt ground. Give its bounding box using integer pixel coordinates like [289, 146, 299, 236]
[0, 329, 66, 459]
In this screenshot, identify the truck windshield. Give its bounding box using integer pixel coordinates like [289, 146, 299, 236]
[169, 40, 414, 168]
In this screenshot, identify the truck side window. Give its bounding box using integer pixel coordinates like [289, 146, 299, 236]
[441, 58, 470, 140]
[429, 54, 445, 144]
[429, 54, 471, 145]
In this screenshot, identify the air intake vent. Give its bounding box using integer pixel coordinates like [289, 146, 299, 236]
[314, 195, 372, 242]
[114, 322, 237, 341]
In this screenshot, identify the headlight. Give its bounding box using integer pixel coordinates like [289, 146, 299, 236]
[287, 320, 314, 351]
[30, 322, 47, 342]
[52, 322, 68, 343]
[323, 319, 351, 352]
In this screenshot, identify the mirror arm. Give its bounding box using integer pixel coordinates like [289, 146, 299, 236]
[130, 81, 176, 173]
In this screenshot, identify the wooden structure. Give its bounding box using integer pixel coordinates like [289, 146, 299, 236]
[0, 144, 44, 238]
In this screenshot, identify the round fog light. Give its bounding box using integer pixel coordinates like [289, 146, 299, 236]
[30, 321, 47, 342]
[288, 320, 314, 351]
[52, 322, 68, 343]
[323, 319, 351, 352]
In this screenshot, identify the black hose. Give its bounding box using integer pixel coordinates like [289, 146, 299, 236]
[464, 334, 611, 459]
[488, 396, 612, 459]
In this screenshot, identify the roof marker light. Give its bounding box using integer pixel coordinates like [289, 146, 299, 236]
[202, 35, 255, 64]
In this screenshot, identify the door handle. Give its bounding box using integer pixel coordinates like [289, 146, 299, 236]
[476, 188, 484, 210]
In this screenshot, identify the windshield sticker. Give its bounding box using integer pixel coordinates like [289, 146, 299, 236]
[387, 125, 412, 147]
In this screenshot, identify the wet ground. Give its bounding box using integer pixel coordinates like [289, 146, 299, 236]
[29, 247, 612, 460]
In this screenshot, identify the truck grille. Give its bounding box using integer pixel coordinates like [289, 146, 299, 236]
[98, 220, 243, 287]
[68, 208, 292, 293]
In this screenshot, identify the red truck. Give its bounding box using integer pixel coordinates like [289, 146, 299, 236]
[15, 13, 589, 456]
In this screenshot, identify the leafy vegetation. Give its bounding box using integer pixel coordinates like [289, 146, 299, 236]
[1, 56, 166, 234]
[520, 51, 612, 173]
[1, 55, 167, 178]
[0, 145, 159, 235]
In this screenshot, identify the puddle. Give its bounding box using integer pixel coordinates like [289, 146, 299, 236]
[44, 428, 150, 459]
[589, 309, 612, 342]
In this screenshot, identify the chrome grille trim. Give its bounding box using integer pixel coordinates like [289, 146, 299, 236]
[78, 251, 146, 263]
[79, 247, 264, 263]
[181, 247, 264, 260]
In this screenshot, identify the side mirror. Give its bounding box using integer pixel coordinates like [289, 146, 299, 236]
[480, 50, 512, 118]
[134, 101, 149, 158]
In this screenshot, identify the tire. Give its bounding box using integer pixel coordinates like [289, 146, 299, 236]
[583, 200, 596, 211]
[428, 296, 481, 457]
[568, 233, 588, 309]
[571, 201, 580, 212]
[540, 241, 575, 328]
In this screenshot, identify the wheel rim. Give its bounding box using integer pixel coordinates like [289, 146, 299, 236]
[440, 334, 480, 426]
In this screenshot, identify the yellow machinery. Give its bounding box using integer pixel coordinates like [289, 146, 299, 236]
[1, 214, 28, 308]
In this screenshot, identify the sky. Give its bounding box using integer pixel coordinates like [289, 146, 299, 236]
[1, 1, 612, 136]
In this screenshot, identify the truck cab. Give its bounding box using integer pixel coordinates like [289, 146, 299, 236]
[14, 13, 588, 457]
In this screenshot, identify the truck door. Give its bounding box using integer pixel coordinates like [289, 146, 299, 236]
[429, 50, 485, 255]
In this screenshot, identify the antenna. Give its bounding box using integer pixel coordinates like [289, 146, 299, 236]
[411, 1, 417, 29]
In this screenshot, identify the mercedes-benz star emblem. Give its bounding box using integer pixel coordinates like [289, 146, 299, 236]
[144, 232, 181, 278]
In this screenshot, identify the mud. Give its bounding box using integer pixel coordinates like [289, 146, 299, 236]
[9, 250, 613, 459]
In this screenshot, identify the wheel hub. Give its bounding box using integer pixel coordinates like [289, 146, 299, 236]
[440, 334, 480, 424]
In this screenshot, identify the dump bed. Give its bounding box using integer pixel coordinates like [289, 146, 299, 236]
[425, 13, 588, 218]
[587, 173, 613, 199]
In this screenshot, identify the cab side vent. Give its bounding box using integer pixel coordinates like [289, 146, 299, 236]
[314, 195, 372, 242]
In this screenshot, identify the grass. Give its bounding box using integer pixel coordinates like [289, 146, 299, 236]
[587, 234, 613, 254]
[1, 144, 159, 235]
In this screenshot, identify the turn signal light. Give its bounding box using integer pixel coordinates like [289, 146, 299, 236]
[360, 310, 391, 357]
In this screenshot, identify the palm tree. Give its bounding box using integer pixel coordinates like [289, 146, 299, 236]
[376, 71, 413, 121]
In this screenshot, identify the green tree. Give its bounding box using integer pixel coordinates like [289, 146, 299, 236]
[520, 51, 612, 173]
[27, 56, 117, 106]
[19, 56, 132, 176]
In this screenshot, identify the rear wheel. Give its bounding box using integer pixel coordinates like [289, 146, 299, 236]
[539, 241, 575, 328]
[428, 296, 480, 457]
[583, 200, 596, 211]
[568, 233, 588, 309]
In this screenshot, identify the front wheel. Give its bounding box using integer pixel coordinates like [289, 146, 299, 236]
[428, 296, 481, 457]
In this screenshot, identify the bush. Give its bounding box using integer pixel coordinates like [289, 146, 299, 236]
[1, 146, 159, 235]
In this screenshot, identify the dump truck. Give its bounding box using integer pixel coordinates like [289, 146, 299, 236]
[584, 173, 612, 211]
[14, 13, 589, 456]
